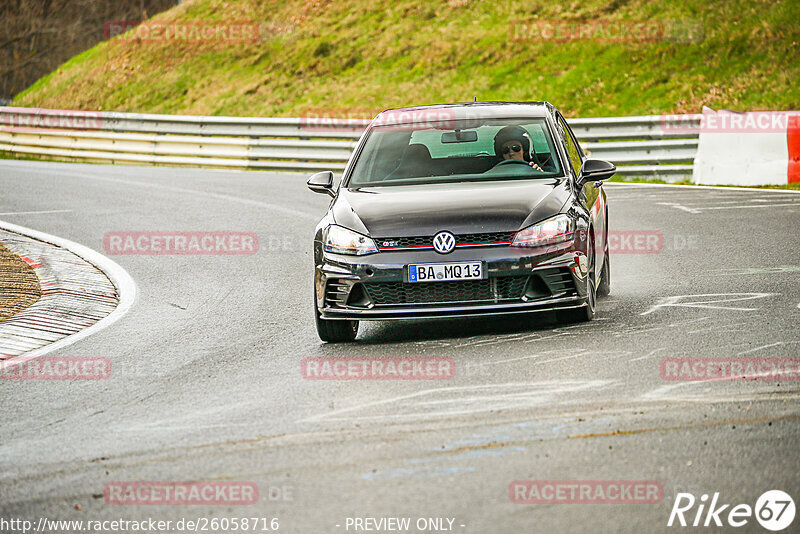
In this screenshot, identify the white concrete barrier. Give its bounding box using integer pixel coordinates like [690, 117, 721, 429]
[692, 107, 800, 186]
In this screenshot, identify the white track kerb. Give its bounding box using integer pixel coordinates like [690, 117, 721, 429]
[0, 219, 136, 360]
[604, 182, 800, 194]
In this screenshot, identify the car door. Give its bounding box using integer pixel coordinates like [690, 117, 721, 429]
[555, 112, 606, 274]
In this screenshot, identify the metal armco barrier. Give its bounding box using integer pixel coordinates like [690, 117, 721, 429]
[0, 107, 701, 179]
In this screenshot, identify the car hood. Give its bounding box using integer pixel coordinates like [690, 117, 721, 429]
[332, 179, 571, 237]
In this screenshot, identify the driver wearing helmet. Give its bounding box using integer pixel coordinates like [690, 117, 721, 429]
[493, 125, 544, 171]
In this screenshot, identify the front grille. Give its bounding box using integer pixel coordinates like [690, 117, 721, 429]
[324, 279, 352, 307]
[459, 231, 516, 245]
[538, 267, 577, 296]
[364, 276, 529, 306]
[375, 231, 515, 250]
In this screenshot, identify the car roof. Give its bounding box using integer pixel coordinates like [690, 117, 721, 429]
[372, 101, 557, 125]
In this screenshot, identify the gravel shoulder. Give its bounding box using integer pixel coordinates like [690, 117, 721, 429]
[0, 243, 40, 322]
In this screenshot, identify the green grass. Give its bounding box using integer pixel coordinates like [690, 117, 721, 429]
[0, 150, 115, 166]
[11, 0, 800, 118]
[0, 151, 49, 162]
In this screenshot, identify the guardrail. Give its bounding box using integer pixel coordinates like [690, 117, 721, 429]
[0, 107, 700, 179]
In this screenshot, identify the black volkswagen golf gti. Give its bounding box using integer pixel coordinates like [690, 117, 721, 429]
[307, 101, 616, 342]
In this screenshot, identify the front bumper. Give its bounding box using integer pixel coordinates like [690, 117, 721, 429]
[315, 244, 590, 321]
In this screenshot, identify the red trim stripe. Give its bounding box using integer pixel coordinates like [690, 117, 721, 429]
[455, 242, 512, 247]
[378, 242, 512, 251]
[788, 114, 800, 184]
[378, 245, 434, 250]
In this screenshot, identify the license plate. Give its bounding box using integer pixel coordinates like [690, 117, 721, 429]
[408, 262, 484, 283]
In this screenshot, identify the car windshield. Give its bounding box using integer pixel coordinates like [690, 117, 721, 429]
[347, 117, 563, 187]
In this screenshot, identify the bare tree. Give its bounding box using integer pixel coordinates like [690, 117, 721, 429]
[0, 0, 178, 103]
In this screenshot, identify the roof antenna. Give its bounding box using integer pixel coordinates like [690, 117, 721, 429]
[473, 96, 477, 103]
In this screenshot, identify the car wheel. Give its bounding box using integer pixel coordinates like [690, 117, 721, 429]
[597, 246, 611, 297]
[314, 290, 358, 342]
[558, 271, 596, 323]
[557, 242, 596, 323]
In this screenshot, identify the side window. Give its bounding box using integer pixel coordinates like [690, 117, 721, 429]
[558, 115, 583, 177]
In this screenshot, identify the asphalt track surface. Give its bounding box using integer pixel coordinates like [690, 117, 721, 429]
[0, 159, 799, 533]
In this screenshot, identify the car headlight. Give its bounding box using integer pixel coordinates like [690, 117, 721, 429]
[323, 225, 379, 255]
[511, 214, 574, 248]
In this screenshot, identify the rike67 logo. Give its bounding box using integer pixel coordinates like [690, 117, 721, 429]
[668, 490, 795, 531]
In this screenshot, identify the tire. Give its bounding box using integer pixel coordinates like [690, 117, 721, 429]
[557, 241, 596, 323]
[314, 290, 358, 342]
[597, 247, 611, 297]
[557, 271, 596, 323]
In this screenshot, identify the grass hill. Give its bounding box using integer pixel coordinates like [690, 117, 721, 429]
[11, 0, 800, 118]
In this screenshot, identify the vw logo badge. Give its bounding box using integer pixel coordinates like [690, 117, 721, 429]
[432, 231, 456, 254]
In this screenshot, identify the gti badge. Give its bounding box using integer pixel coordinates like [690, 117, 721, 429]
[432, 231, 456, 254]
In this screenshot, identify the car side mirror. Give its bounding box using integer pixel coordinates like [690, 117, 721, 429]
[577, 159, 616, 188]
[307, 171, 335, 197]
